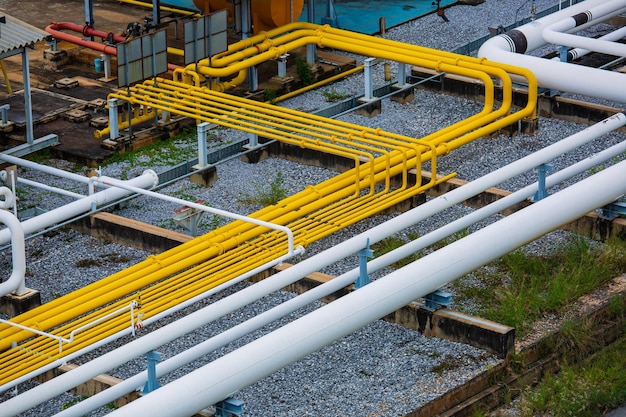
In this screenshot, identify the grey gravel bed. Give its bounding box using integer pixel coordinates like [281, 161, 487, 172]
[1, 0, 626, 416]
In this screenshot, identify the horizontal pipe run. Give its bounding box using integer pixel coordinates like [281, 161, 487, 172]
[0, 171, 158, 247]
[4, 110, 621, 414]
[94, 176, 299, 256]
[56, 134, 626, 416]
[107, 158, 626, 417]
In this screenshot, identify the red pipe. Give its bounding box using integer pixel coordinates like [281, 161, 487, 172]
[45, 22, 181, 70]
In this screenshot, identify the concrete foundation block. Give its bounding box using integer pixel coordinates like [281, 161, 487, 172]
[240, 144, 269, 164]
[355, 98, 382, 118]
[521, 116, 539, 135]
[0, 289, 41, 317]
[390, 85, 415, 104]
[190, 165, 218, 187]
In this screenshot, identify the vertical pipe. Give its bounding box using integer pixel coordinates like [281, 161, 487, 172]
[197, 122, 209, 167]
[22, 48, 34, 144]
[306, 0, 317, 65]
[363, 57, 374, 100]
[108, 98, 120, 139]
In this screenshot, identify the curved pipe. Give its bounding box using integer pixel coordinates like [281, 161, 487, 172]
[555, 25, 626, 61]
[478, 0, 626, 103]
[542, 0, 626, 57]
[0, 185, 14, 209]
[0, 170, 159, 246]
[0, 203, 26, 296]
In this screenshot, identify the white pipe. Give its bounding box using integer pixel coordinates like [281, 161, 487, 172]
[108, 160, 626, 417]
[5, 111, 624, 415]
[0, 170, 159, 246]
[0, 186, 14, 210]
[542, 1, 626, 57]
[6, 176, 85, 199]
[53, 112, 626, 417]
[94, 175, 299, 256]
[0, 153, 96, 185]
[478, 0, 626, 102]
[554, 26, 626, 61]
[0, 206, 26, 296]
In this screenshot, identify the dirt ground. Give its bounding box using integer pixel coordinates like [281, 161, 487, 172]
[0, 0, 150, 35]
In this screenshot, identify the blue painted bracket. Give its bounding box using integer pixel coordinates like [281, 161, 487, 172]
[355, 238, 374, 289]
[423, 290, 452, 311]
[533, 163, 553, 202]
[214, 397, 244, 417]
[142, 350, 162, 394]
[600, 200, 626, 220]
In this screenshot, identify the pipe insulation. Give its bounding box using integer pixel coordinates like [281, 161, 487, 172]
[0, 170, 159, 246]
[109, 158, 626, 417]
[3, 111, 625, 415]
[478, 0, 626, 103]
[0, 204, 26, 296]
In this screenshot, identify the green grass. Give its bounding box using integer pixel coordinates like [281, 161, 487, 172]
[521, 334, 626, 417]
[370, 231, 423, 269]
[238, 172, 287, 207]
[454, 236, 626, 336]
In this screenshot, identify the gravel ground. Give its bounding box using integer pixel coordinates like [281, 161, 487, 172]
[1, 0, 625, 416]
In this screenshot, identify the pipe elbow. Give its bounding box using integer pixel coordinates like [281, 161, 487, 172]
[0, 186, 14, 209]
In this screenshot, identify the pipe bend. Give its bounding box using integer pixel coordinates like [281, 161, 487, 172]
[0, 186, 14, 209]
[0, 208, 26, 296]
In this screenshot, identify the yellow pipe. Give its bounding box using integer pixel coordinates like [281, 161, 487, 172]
[0, 22, 538, 381]
[116, 0, 200, 16]
[95, 106, 160, 139]
[0, 60, 11, 94]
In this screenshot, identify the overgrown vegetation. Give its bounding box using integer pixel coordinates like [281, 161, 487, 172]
[322, 88, 349, 102]
[264, 88, 279, 104]
[520, 334, 626, 417]
[453, 236, 626, 336]
[371, 231, 422, 269]
[295, 57, 316, 86]
[238, 172, 287, 207]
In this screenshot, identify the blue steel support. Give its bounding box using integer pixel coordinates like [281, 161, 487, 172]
[214, 397, 244, 416]
[533, 163, 553, 201]
[142, 351, 162, 394]
[321, 0, 338, 27]
[558, 45, 569, 62]
[423, 290, 452, 311]
[355, 238, 374, 289]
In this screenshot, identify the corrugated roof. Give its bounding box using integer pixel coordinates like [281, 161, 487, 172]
[0, 13, 48, 56]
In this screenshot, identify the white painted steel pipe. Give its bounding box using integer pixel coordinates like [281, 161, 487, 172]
[0, 207, 26, 296]
[542, 1, 626, 57]
[0, 186, 14, 210]
[554, 26, 626, 61]
[478, 0, 626, 102]
[0, 153, 96, 185]
[8, 176, 85, 199]
[108, 159, 626, 417]
[0, 170, 159, 246]
[53, 113, 626, 417]
[4, 110, 625, 415]
[94, 175, 299, 256]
